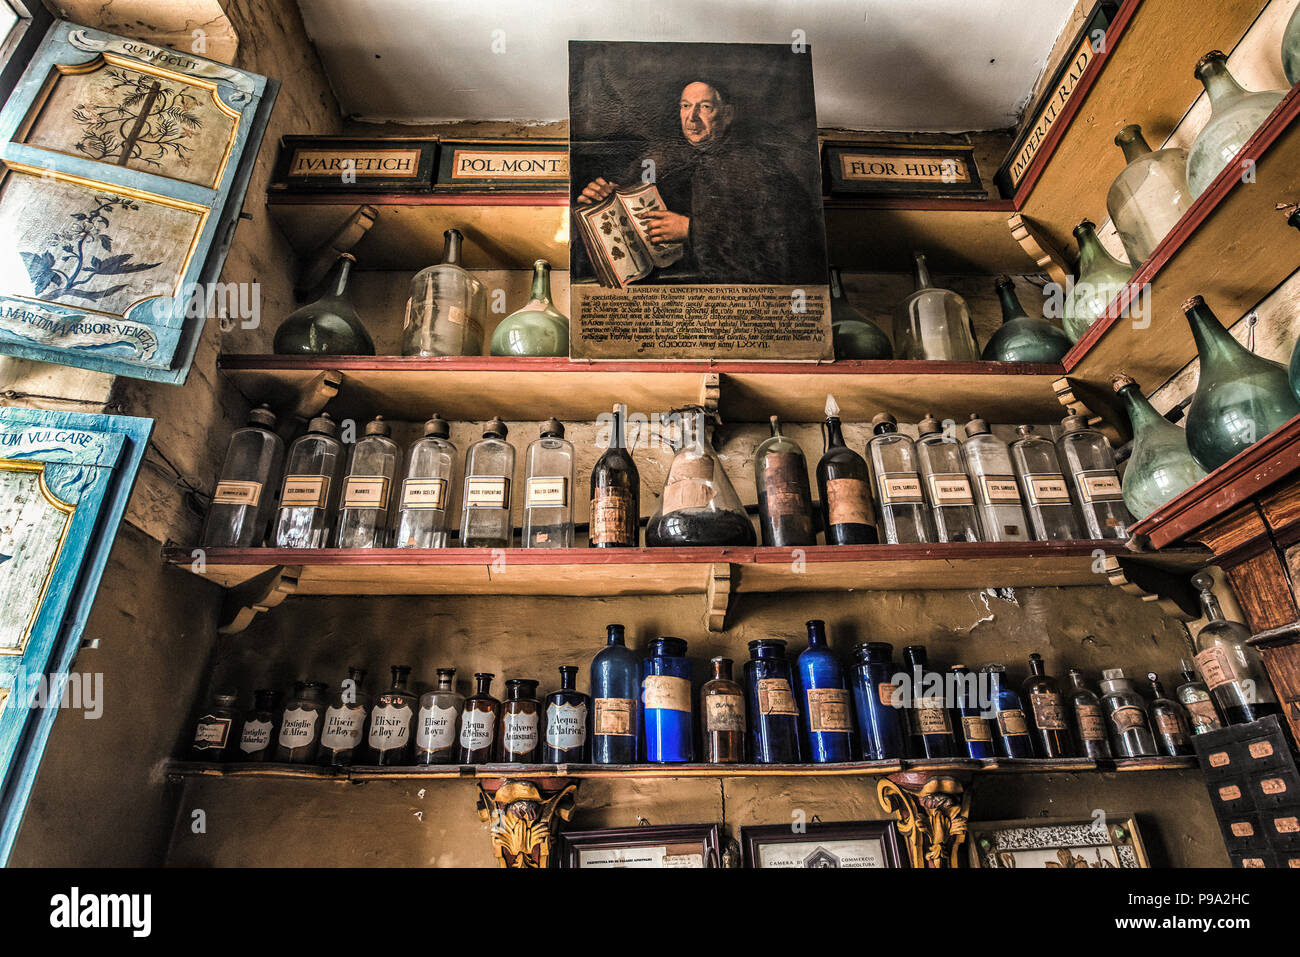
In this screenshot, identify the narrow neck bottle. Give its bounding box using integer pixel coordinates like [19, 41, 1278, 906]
[1116, 380, 1166, 433]
[558, 666, 577, 692]
[529, 260, 551, 302]
[1075, 221, 1117, 273]
[389, 667, 409, 694]
[1199, 586, 1226, 623]
[610, 406, 627, 452]
[912, 252, 933, 291]
[995, 277, 1028, 322]
[1196, 55, 1247, 110]
[435, 670, 454, 693]
[606, 623, 625, 647]
[474, 674, 493, 697]
[1115, 124, 1154, 164]
[824, 416, 846, 451]
[712, 658, 733, 682]
[1184, 297, 1247, 367]
[442, 228, 464, 266]
[805, 619, 827, 648]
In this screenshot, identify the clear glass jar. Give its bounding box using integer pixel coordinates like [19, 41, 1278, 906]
[646, 409, 756, 547]
[1107, 124, 1192, 266]
[916, 414, 981, 542]
[336, 416, 401, 548]
[202, 404, 285, 548]
[866, 412, 933, 544]
[754, 415, 816, 546]
[1097, 669, 1157, 758]
[1009, 425, 1081, 540]
[395, 414, 457, 548]
[893, 251, 979, 360]
[1063, 220, 1134, 343]
[415, 668, 465, 765]
[460, 417, 515, 548]
[523, 417, 574, 548]
[318, 667, 369, 767]
[961, 414, 1029, 542]
[1186, 52, 1285, 198]
[402, 228, 486, 357]
[1191, 571, 1281, 724]
[490, 260, 570, 357]
[273, 413, 344, 548]
[1056, 410, 1132, 539]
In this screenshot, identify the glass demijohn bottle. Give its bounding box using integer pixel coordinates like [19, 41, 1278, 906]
[829, 265, 893, 360]
[490, 259, 570, 357]
[1107, 124, 1192, 265]
[403, 228, 486, 357]
[202, 404, 285, 548]
[866, 412, 933, 544]
[395, 414, 457, 548]
[273, 253, 375, 356]
[755, 415, 816, 546]
[273, 413, 344, 548]
[1112, 373, 1205, 518]
[1285, 5, 1300, 86]
[1186, 52, 1285, 197]
[460, 417, 515, 548]
[893, 251, 980, 360]
[335, 416, 401, 548]
[1191, 571, 1280, 724]
[523, 418, 574, 548]
[1062, 220, 1134, 343]
[980, 275, 1072, 363]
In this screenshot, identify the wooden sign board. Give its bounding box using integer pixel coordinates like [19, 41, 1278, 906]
[271, 136, 438, 192]
[435, 138, 569, 192]
[823, 142, 984, 198]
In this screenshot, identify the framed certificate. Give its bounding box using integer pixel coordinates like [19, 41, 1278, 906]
[557, 824, 721, 868]
[741, 821, 905, 868]
[969, 814, 1149, 869]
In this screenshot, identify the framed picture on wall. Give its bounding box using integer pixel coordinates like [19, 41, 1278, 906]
[968, 814, 1149, 869]
[741, 821, 906, 868]
[557, 824, 722, 868]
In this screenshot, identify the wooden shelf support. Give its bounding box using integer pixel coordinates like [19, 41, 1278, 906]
[476, 778, 578, 868]
[1104, 553, 1202, 620]
[877, 769, 972, 869]
[704, 562, 735, 632]
[217, 565, 301, 635]
[1008, 212, 1070, 287]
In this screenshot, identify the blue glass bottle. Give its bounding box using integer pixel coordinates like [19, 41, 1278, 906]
[950, 665, 996, 759]
[795, 620, 854, 763]
[590, 624, 640, 764]
[903, 645, 959, 759]
[642, 637, 693, 763]
[983, 663, 1035, 758]
[850, 642, 907, 760]
[744, 639, 803, 763]
[545, 665, 590, 763]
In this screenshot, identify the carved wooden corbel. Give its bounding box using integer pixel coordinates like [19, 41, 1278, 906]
[217, 565, 301, 634]
[1008, 212, 1070, 287]
[704, 562, 734, 633]
[698, 372, 721, 416]
[876, 771, 972, 868]
[477, 780, 578, 868]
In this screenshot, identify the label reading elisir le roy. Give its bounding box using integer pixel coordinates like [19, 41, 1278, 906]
[368, 698, 413, 752]
[705, 694, 746, 733]
[546, 701, 588, 751]
[320, 704, 366, 751]
[593, 697, 636, 736]
[806, 688, 853, 733]
[590, 487, 635, 545]
[459, 708, 495, 751]
[1030, 692, 1067, 731]
[416, 703, 460, 753]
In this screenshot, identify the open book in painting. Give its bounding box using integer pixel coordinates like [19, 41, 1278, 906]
[573, 183, 685, 287]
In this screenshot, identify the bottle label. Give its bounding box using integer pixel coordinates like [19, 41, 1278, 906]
[193, 716, 231, 749]
[962, 715, 992, 742]
[546, 701, 588, 750]
[1109, 705, 1147, 733]
[826, 477, 874, 526]
[1025, 473, 1071, 506]
[757, 678, 799, 716]
[878, 472, 924, 505]
[704, 693, 746, 733]
[643, 674, 691, 713]
[590, 486, 636, 545]
[416, 703, 460, 751]
[593, 697, 636, 736]
[213, 480, 261, 507]
[762, 452, 808, 519]
[526, 476, 568, 509]
[997, 708, 1028, 736]
[1250, 741, 1275, 760]
[465, 476, 509, 509]
[459, 709, 495, 750]
[281, 475, 329, 509]
[979, 474, 1023, 506]
[878, 681, 901, 708]
[278, 706, 319, 749]
[662, 473, 712, 513]
[320, 705, 366, 750]
[1184, 698, 1221, 733]
[807, 687, 852, 733]
[368, 702, 413, 751]
[341, 476, 390, 510]
[927, 473, 975, 506]
[503, 712, 539, 755]
[1075, 704, 1106, 741]
[239, 718, 272, 753]
[917, 697, 951, 734]
[1155, 711, 1185, 741]
[1194, 646, 1241, 692]
[1077, 469, 1124, 503]
[401, 477, 449, 510]
[1030, 692, 1067, 730]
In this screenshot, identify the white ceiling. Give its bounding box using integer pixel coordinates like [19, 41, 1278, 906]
[296, 0, 1079, 131]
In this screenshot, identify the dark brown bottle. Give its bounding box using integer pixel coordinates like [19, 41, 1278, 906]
[458, 673, 500, 763]
[191, 692, 239, 762]
[816, 400, 878, 544]
[1147, 672, 1193, 756]
[319, 667, 369, 767]
[497, 678, 543, 762]
[236, 689, 280, 762]
[1022, 654, 1070, 758]
[701, 657, 746, 763]
[367, 666, 416, 765]
[275, 681, 327, 763]
[590, 403, 640, 547]
[755, 416, 816, 546]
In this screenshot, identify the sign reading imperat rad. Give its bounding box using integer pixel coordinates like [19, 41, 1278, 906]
[568, 41, 832, 360]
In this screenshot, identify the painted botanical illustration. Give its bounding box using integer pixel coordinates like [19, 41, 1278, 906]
[71, 68, 203, 169]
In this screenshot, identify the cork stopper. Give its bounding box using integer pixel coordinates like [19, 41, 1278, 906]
[1195, 50, 1228, 74]
[540, 417, 564, 438]
[247, 403, 277, 429]
[994, 274, 1014, 290]
[871, 411, 897, 434]
[1182, 294, 1206, 314]
[364, 415, 391, 437]
[483, 416, 508, 439]
[964, 413, 990, 437]
[1059, 407, 1090, 433]
[1111, 372, 1137, 392]
[423, 413, 450, 438]
[307, 412, 338, 437]
[918, 412, 942, 436]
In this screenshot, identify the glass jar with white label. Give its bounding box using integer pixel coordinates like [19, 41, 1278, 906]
[415, 668, 464, 765]
[237, 689, 280, 763]
[191, 692, 239, 762]
[1055, 410, 1132, 540]
[275, 681, 327, 763]
[1009, 425, 1082, 540]
[396, 414, 457, 548]
[202, 404, 285, 548]
[335, 417, 401, 548]
[545, 665, 589, 762]
[273, 414, 344, 548]
[523, 418, 574, 548]
[915, 414, 981, 542]
[497, 678, 542, 763]
[367, 665, 417, 766]
[319, 667, 369, 767]
[866, 412, 934, 544]
[961, 414, 1029, 542]
[461, 417, 515, 548]
[458, 673, 499, 763]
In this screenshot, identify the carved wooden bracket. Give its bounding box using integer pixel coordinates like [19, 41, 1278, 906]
[297, 205, 378, 298]
[1052, 377, 1127, 445]
[278, 370, 344, 442]
[1008, 212, 1070, 287]
[704, 562, 734, 632]
[1104, 554, 1200, 620]
[477, 779, 578, 868]
[698, 372, 721, 415]
[218, 565, 301, 635]
[876, 771, 972, 868]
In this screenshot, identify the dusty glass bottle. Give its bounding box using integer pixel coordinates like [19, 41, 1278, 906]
[829, 265, 893, 360]
[980, 276, 1072, 363]
[893, 251, 980, 360]
[490, 260, 570, 357]
[460, 417, 514, 547]
[1107, 124, 1192, 265]
[984, 664, 1035, 759]
[1112, 373, 1205, 518]
[590, 404, 640, 548]
[318, 667, 369, 767]
[1063, 220, 1134, 343]
[273, 253, 375, 356]
[545, 666, 590, 763]
[202, 404, 285, 548]
[1175, 659, 1223, 736]
[1285, 4, 1300, 86]
[1009, 425, 1082, 540]
[755, 415, 816, 546]
[497, 678, 542, 763]
[367, 666, 416, 766]
[745, 639, 802, 763]
[817, 396, 878, 545]
[191, 692, 239, 761]
[646, 409, 756, 547]
[523, 418, 574, 548]
[1098, 669, 1157, 758]
[591, 624, 639, 764]
[414, 668, 464, 765]
[403, 228, 486, 357]
[457, 673, 499, 763]
[1191, 571, 1280, 724]
[336, 416, 401, 548]
[275, 681, 327, 763]
[701, 657, 745, 763]
[1186, 52, 1285, 197]
[796, 620, 854, 763]
[395, 414, 457, 548]
[951, 665, 996, 760]
[1057, 410, 1132, 539]
[237, 689, 279, 762]
[866, 412, 933, 544]
[273, 414, 344, 548]
[1022, 653, 1069, 758]
[1065, 670, 1112, 760]
[851, 643, 907, 761]
[642, 638, 694, 763]
[903, 645, 957, 759]
[916, 414, 981, 542]
[1146, 673, 1193, 757]
[962, 414, 1029, 542]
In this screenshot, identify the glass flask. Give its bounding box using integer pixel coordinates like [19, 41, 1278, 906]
[1097, 669, 1157, 758]
[795, 620, 854, 763]
[893, 250, 980, 360]
[1113, 373, 1205, 519]
[1174, 659, 1223, 736]
[460, 417, 515, 548]
[1009, 425, 1082, 540]
[202, 404, 285, 548]
[395, 414, 457, 549]
[490, 259, 570, 357]
[457, 673, 499, 764]
[591, 624, 639, 764]
[1064, 670, 1112, 760]
[1286, 3, 1300, 86]
[237, 689, 279, 763]
[645, 409, 756, 547]
[902, 645, 957, 759]
[962, 414, 1029, 542]
[1186, 51, 1285, 198]
[1063, 220, 1134, 343]
[642, 637, 693, 763]
[817, 396, 878, 545]
[497, 678, 542, 763]
[701, 657, 745, 763]
[545, 666, 590, 763]
[951, 665, 996, 760]
[829, 265, 893, 360]
[1191, 571, 1280, 724]
[1021, 653, 1069, 758]
[866, 412, 933, 544]
[403, 228, 486, 357]
[318, 667, 369, 767]
[1056, 410, 1132, 539]
[754, 415, 816, 546]
[1146, 673, 1193, 757]
[916, 414, 981, 542]
[1183, 296, 1300, 472]
[273, 413, 344, 548]
[590, 403, 640, 548]
[523, 417, 574, 548]
[1107, 124, 1192, 265]
[414, 668, 464, 765]
[980, 275, 1072, 364]
[984, 664, 1035, 759]
[335, 416, 401, 548]
[191, 691, 239, 762]
[367, 665, 416, 766]
[275, 681, 327, 763]
[851, 642, 906, 761]
[745, 639, 802, 763]
[273, 253, 375, 356]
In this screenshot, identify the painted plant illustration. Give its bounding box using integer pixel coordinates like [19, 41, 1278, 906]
[71, 68, 202, 169]
[21, 195, 161, 304]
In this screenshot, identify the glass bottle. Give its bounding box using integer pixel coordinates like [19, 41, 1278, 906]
[962, 414, 1029, 542]
[395, 414, 457, 549]
[902, 645, 958, 759]
[202, 404, 285, 548]
[646, 409, 756, 547]
[1285, 5, 1300, 86]
[1065, 670, 1112, 760]
[795, 620, 854, 763]
[275, 681, 327, 763]
[642, 637, 693, 763]
[335, 416, 401, 548]
[415, 668, 464, 765]
[980, 275, 1072, 363]
[1107, 124, 1193, 265]
[701, 657, 745, 763]
[272, 413, 344, 548]
[816, 396, 878, 545]
[916, 414, 981, 542]
[851, 642, 907, 761]
[829, 265, 893, 360]
[984, 664, 1035, 759]
[367, 665, 416, 766]
[1112, 373, 1205, 518]
[1175, 659, 1224, 736]
[1182, 296, 1300, 472]
[490, 259, 570, 357]
[545, 666, 590, 763]
[1022, 653, 1070, 758]
[318, 667, 369, 767]
[1009, 425, 1082, 540]
[460, 417, 515, 548]
[191, 691, 239, 762]
[1056, 410, 1132, 539]
[457, 673, 499, 763]
[755, 415, 816, 546]
[273, 253, 375, 356]
[866, 412, 933, 544]
[1186, 51, 1285, 198]
[1289, 210, 1300, 406]
[523, 418, 574, 548]
[951, 665, 996, 760]
[497, 679, 542, 763]
[591, 624, 640, 764]
[1063, 220, 1134, 343]
[237, 689, 279, 763]
[1191, 571, 1281, 723]
[745, 639, 802, 764]
[590, 404, 640, 548]
[893, 250, 980, 360]
[1146, 673, 1193, 757]
[1097, 669, 1157, 758]
[403, 228, 486, 357]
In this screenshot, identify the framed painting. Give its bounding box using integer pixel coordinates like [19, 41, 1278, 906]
[968, 814, 1149, 869]
[557, 823, 722, 868]
[742, 821, 906, 868]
